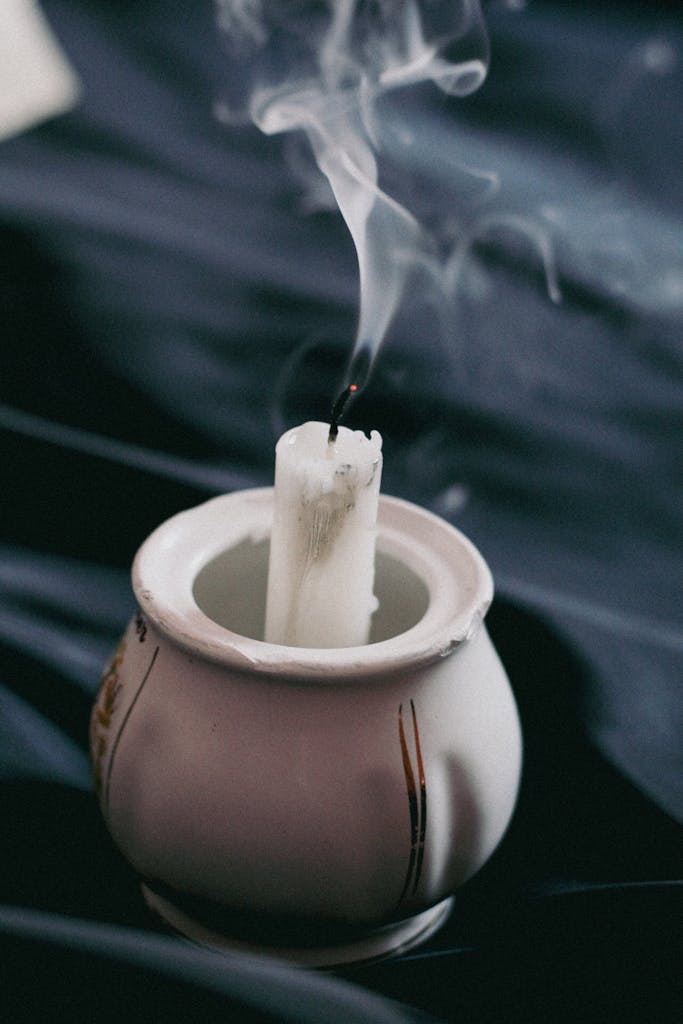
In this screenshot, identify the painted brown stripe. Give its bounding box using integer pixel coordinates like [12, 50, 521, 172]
[398, 702, 419, 902]
[104, 645, 159, 811]
[411, 698, 427, 895]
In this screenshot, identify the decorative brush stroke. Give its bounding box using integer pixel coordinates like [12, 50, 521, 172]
[90, 637, 126, 801]
[103, 630, 159, 813]
[398, 699, 427, 902]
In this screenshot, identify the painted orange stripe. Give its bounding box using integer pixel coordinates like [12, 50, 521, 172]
[398, 702, 419, 902]
[411, 699, 427, 895]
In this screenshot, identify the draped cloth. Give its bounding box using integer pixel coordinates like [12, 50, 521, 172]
[1, 2, 681, 1021]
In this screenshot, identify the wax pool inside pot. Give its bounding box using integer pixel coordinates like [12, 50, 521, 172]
[192, 538, 429, 644]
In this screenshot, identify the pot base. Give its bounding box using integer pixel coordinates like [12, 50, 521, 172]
[141, 884, 453, 968]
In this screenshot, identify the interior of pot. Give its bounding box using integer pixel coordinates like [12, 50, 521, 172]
[193, 538, 430, 644]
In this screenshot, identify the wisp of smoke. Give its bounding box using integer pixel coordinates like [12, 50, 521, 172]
[215, 0, 490, 373]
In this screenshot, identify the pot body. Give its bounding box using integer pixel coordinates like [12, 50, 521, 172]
[90, 489, 521, 944]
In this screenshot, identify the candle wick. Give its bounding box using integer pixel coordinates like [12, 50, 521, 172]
[328, 383, 359, 443]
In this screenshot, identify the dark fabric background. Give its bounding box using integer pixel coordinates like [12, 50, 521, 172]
[0, 1, 681, 1021]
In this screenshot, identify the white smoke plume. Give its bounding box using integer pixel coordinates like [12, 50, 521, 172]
[215, 1, 683, 387]
[215, 0, 490, 373]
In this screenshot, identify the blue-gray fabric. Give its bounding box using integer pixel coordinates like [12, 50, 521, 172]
[0, 2, 681, 1021]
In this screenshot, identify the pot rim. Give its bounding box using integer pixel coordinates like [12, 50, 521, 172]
[132, 488, 493, 681]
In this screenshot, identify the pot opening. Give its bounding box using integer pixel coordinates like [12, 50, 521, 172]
[192, 538, 430, 644]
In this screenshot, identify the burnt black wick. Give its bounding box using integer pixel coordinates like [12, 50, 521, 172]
[328, 383, 359, 443]
[328, 345, 372, 443]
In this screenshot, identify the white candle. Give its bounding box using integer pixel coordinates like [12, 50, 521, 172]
[264, 420, 383, 648]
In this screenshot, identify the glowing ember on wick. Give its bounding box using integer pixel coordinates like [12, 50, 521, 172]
[328, 345, 373, 443]
[328, 384, 358, 444]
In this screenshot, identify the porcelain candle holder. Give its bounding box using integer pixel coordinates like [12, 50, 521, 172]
[90, 488, 522, 966]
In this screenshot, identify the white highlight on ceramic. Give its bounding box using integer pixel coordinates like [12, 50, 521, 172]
[264, 421, 383, 648]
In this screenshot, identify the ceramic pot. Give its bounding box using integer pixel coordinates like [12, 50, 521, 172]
[90, 488, 522, 966]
